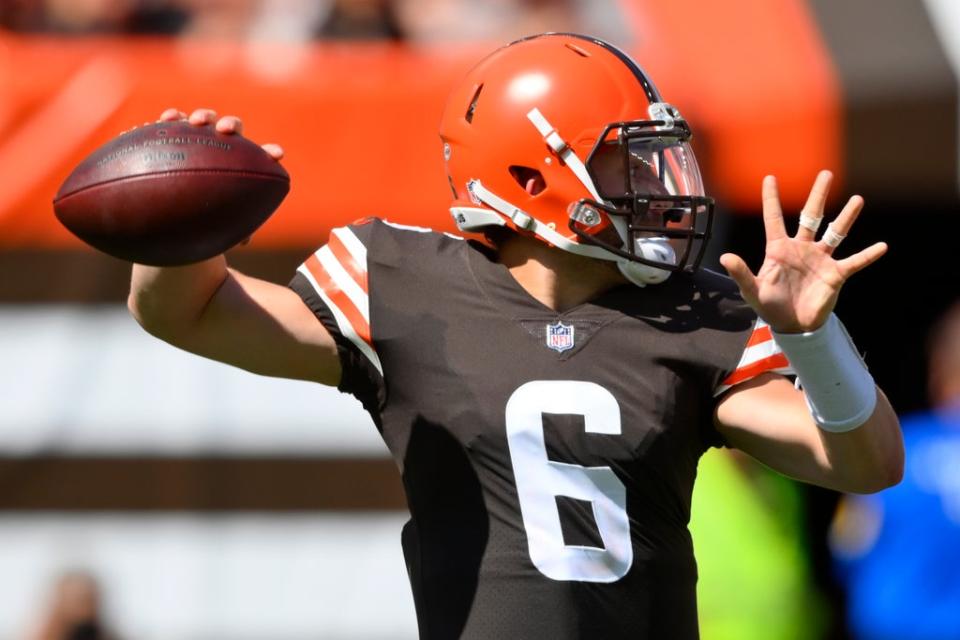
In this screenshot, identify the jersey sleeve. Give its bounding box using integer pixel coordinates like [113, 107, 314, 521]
[713, 317, 794, 397]
[288, 221, 385, 415]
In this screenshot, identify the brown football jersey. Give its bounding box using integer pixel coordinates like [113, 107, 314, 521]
[289, 219, 791, 639]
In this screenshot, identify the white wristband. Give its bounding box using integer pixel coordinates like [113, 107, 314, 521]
[772, 314, 876, 432]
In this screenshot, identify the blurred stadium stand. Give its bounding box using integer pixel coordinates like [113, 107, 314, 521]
[1, 0, 959, 638]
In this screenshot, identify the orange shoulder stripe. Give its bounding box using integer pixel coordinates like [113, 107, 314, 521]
[303, 253, 372, 346]
[745, 324, 773, 347]
[721, 353, 790, 387]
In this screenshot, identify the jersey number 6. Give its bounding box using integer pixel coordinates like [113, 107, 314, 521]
[505, 380, 633, 583]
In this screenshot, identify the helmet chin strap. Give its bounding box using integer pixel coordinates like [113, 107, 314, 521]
[453, 182, 676, 287]
[460, 180, 616, 261]
[526, 108, 674, 286]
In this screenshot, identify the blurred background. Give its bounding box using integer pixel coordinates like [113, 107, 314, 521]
[1, 0, 959, 638]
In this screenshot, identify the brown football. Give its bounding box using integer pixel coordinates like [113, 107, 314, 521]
[53, 121, 289, 266]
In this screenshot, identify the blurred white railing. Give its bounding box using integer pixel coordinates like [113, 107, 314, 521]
[0, 305, 386, 456]
[0, 513, 418, 639]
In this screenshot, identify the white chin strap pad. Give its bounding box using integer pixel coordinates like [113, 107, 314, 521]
[617, 237, 675, 286]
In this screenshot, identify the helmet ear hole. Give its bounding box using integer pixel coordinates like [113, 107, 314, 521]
[509, 165, 546, 195]
[465, 84, 483, 123]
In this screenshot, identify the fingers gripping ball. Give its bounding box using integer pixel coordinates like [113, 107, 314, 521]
[53, 121, 289, 266]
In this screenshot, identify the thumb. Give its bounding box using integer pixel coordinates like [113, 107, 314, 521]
[719, 253, 759, 304]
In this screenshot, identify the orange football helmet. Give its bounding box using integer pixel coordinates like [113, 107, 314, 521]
[439, 33, 715, 285]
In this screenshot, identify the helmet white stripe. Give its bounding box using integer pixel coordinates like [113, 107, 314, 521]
[526, 108, 632, 245]
[526, 108, 602, 202]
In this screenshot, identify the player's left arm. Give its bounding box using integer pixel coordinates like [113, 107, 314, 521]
[714, 170, 904, 494]
[715, 373, 902, 493]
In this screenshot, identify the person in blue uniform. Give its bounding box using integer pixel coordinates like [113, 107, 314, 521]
[832, 301, 960, 640]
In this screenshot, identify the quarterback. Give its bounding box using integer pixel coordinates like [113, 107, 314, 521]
[129, 34, 903, 639]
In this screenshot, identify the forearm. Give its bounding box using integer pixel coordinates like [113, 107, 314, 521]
[816, 387, 903, 493]
[128, 256, 229, 338]
[771, 314, 903, 492]
[716, 375, 904, 494]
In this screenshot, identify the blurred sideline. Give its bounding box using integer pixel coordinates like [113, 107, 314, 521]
[0, 306, 384, 456]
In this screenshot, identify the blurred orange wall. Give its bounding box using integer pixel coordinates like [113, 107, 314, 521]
[0, 1, 840, 249]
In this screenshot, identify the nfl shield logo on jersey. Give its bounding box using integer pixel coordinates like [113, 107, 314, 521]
[546, 321, 575, 353]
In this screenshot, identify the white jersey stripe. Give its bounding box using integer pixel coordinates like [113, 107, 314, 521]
[729, 317, 789, 370]
[317, 246, 369, 323]
[732, 338, 782, 368]
[378, 220, 433, 233]
[332, 226, 369, 267]
[297, 264, 383, 376]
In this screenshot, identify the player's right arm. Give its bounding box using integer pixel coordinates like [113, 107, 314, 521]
[129, 256, 341, 385]
[127, 109, 341, 386]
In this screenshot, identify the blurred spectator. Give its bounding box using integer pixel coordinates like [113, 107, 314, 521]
[123, 0, 191, 35]
[0, 0, 189, 35]
[25, 570, 118, 640]
[0, 0, 49, 31]
[315, 0, 405, 40]
[396, 0, 577, 41]
[395, 0, 627, 45]
[42, 0, 135, 33]
[177, 0, 257, 39]
[1, 0, 629, 45]
[831, 301, 960, 640]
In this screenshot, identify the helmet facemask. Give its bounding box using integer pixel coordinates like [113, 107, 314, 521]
[571, 109, 715, 277]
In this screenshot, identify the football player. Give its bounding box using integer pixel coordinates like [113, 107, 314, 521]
[129, 33, 903, 639]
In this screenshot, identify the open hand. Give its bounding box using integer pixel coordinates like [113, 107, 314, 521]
[719, 170, 887, 334]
